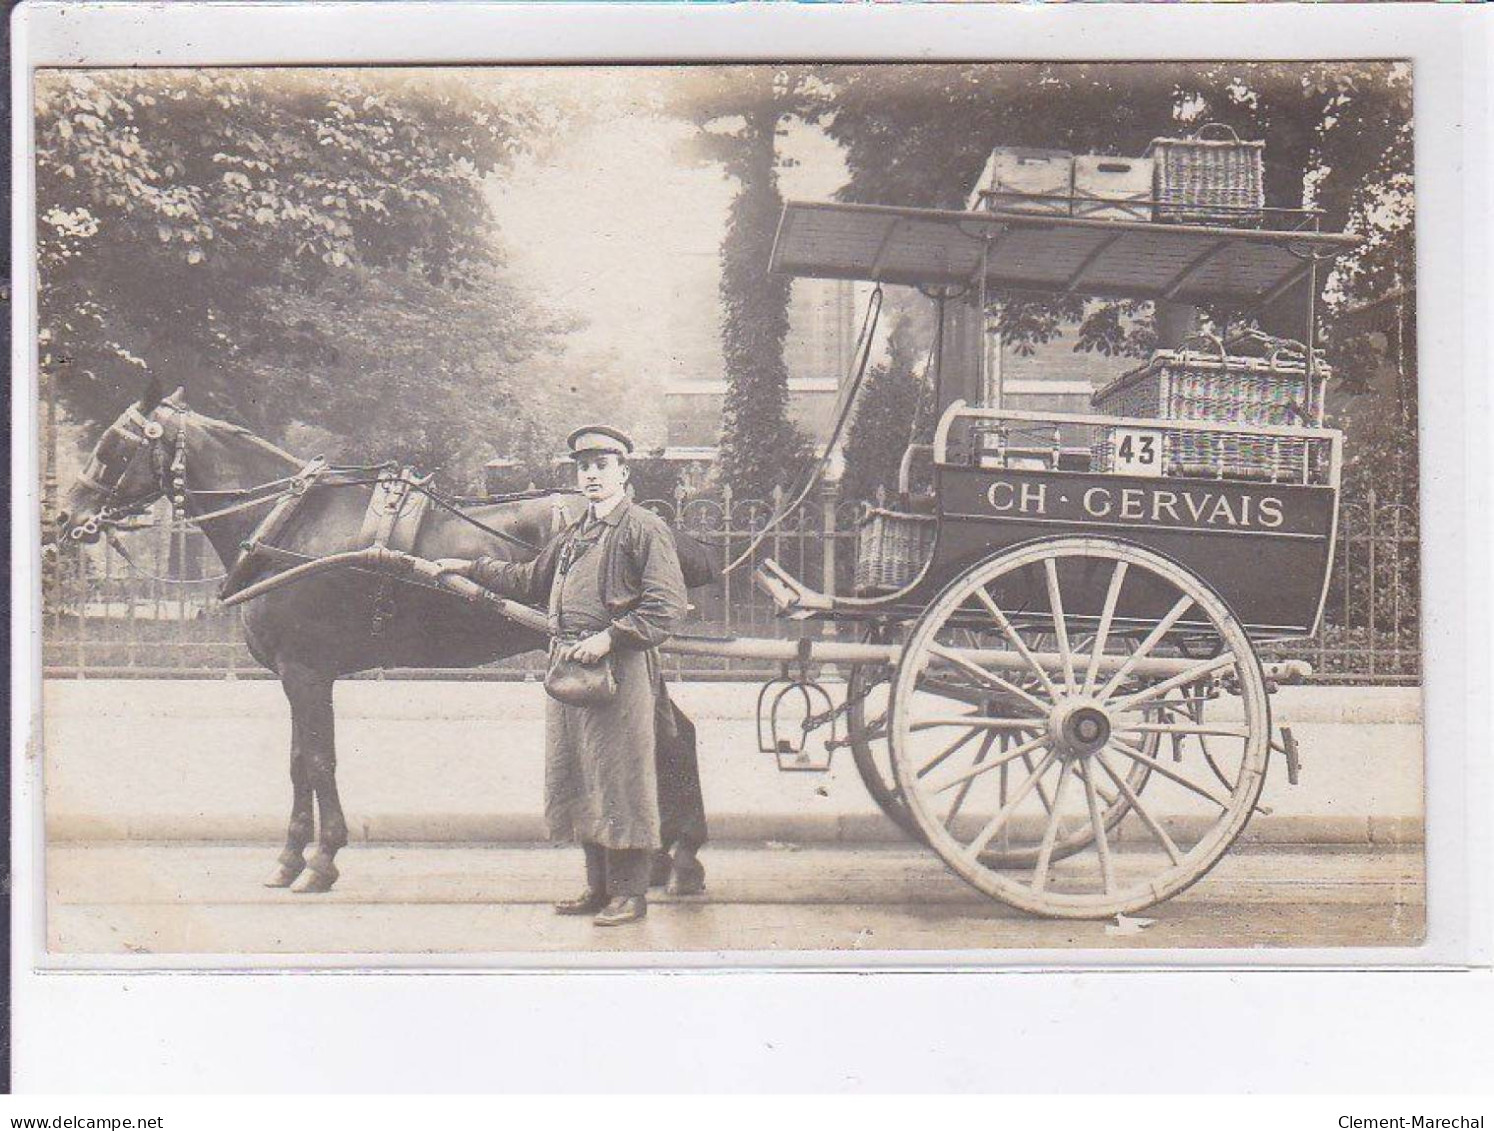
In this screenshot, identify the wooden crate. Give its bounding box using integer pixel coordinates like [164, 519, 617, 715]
[1072, 155, 1155, 222]
[971, 147, 1073, 216]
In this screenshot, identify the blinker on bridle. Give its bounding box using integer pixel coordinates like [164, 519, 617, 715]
[68, 403, 188, 541]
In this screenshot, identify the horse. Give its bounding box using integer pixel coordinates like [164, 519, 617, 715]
[51, 377, 707, 893]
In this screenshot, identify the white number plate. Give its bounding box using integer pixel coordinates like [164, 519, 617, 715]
[1111, 428, 1164, 477]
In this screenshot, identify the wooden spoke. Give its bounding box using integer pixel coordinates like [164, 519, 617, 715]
[1107, 736, 1235, 811]
[921, 676, 996, 706]
[964, 746, 1061, 860]
[970, 587, 1061, 700]
[911, 716, 1048, 733]
[927, 644, 1050, 714]
[1022, 751, 1058, 814]
[1097, 752, 1181, 865]
[1093, 777, 1121, 808]
[1031, 759, 1075, 893]
[1096, 594, 1196, 701]
[929, 732, 1050, 794]
[1082, 561, 1128, 696]
[944, 731, 997, 831]
[1077, 759, 1115, 894]
[915, 726, 985, 781]
[1116, 721, 1250, 740]
[1043, 558, 1077, 694]
[1110, 655, 1238, 714]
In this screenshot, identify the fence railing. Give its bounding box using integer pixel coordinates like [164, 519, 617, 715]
[40, 486, 1419, 683]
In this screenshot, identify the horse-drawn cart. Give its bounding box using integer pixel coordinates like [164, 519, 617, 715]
[350, 197, 1353, 920]
[58, 184, 1359, 919]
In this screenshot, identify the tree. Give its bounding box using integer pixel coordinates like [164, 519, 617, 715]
[823, 62, 1413, 360]
[838, 299, 935, 506]
[665, 68, 817, 498]
[36, 69, 577, 488]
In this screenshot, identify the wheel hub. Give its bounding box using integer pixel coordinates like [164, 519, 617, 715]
[1047, 698, 1112, 757]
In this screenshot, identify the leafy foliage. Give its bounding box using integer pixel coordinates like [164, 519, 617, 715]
[36, 69, 580, 487]
[665, 68, 816, 497]
[824, 62, 1413, 359]
[839, 302, 936, 506]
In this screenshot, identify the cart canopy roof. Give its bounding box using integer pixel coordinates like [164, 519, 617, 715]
[771, 201, 1359, 310]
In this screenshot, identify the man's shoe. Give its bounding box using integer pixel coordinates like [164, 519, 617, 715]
[666, 860, 706, 897]
[554, 889, 608, 916]
[648, 850, 674, 889]
[593, 895, 647, 926]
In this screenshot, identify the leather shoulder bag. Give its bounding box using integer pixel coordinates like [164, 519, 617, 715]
[542, 524, 618, 707]
[544, 640, 617, 707]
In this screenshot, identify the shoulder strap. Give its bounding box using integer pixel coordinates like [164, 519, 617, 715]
[218, 456, 327, 600]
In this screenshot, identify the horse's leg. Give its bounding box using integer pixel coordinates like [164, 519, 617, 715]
[281, 665, 347, 894]
[263, 674, 316, 888]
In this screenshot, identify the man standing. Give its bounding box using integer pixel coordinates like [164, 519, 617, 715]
[449, 425, 688, 926]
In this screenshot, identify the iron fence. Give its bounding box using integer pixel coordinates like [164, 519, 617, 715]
[41, 486, 1419, 683]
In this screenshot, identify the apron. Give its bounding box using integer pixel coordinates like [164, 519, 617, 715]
[542, 520, 660, 849]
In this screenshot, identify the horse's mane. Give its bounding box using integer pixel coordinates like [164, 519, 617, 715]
[168, 394, 304, 467]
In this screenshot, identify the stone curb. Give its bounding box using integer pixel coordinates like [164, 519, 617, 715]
[47, 811, 1425, 846]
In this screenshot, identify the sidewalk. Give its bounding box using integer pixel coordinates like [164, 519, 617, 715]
[38, 679, 1425, 845]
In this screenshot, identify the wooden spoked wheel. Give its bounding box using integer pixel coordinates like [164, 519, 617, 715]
[888, 537, 1270, 919]
[848, 627, 1157, 863]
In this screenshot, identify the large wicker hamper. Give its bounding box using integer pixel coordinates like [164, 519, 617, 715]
[1090, 334, 1329, 482]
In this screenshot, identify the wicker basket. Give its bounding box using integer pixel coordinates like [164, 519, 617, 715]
[1148, 123, 1264, 226]
[1090, 334, 1328, 482]
[1091, 428, 1325, 483]
[855, 507, 935, 594]
[1093, 334, 1323, 427]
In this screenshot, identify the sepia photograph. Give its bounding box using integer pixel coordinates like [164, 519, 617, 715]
[30, 58, 1424, 960]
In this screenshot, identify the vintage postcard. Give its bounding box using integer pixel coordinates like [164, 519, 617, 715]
[29, 57, 1425, 962]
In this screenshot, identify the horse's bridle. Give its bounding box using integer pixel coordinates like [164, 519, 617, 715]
[67, 403, 188, 541]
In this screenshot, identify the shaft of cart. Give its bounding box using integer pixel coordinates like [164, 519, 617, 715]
[220, 548, 1311, 683]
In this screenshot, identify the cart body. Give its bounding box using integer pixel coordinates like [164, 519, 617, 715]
[893, 405, 1341, 639]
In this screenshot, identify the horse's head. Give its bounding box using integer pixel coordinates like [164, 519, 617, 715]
[52, 376, 189, 545]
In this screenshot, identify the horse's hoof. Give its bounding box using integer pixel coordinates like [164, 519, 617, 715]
[290, 864, 338, 894]
[263, 861, 306, 888]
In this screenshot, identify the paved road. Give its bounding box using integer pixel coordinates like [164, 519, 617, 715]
[46, 842, 1423, 958]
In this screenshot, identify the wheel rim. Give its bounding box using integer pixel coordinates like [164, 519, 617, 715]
[888, 538, 1270, 920]
[847, 653, 925, 843]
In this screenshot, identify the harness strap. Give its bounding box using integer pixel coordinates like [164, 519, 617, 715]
[414, 485, 546, 554]
[104, 526, 229, 585]
[359, 467, 433, 550]
[218, 456, 328, 600]
[357, 467, 436, 639]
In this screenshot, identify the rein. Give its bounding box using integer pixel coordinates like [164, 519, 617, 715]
[103, 526, 229, 585]
[77, 403, 552, 590]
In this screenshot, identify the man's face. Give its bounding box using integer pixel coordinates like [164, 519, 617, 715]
[575, 453, 628, 505]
